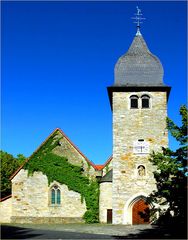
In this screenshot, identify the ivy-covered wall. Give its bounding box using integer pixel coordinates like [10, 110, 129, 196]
[11, 169, 88, 223]
[51, 130, 97, 179]
[22, 130, 99, 223]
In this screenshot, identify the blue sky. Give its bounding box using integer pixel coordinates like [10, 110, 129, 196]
[1, 1, 187, 164]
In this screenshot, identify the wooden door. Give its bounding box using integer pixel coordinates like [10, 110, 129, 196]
[132, 199, 150, 224]
[107, 209, 112, 224]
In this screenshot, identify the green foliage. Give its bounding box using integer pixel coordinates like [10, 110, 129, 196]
[167, 105, 188, 145]
[23, 131, 99, 223]
[17, 154, 26, 166]
[0, 151, 25, 198]
[149, 105, 187, 225]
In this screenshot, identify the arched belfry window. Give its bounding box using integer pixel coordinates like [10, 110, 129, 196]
[130, 95, 139, 109]
[141, 95, 150, 109]
[51, 185, 61, 205]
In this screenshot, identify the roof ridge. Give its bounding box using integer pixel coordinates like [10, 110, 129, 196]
[103, 155, 113, 167]
[57, 128, 96, 169]
[10, 128, 97, 180]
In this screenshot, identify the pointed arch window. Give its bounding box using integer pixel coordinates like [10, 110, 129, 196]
[141, 95, 150, 109]
[51, 185, 61, 205]
[130, 95, 139, 109]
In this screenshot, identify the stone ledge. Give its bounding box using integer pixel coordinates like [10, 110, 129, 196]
[11, 216, 84, 224]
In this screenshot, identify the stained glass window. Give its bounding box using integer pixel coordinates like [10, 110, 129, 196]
[57, 189, 61, 205]
[51, 189, 56, 204]
[51, 185, 61, 205]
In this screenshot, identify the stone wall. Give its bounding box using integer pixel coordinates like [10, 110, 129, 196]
[103, 158, 113, 176]
[112, 91, 168, 224]
[52, 130, 96, 178]
[99, 182, 112, 223]
[11, 169, 87, 223]
[0, 197, 12, 223]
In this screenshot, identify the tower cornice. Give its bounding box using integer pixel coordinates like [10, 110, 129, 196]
[107, 85, 171, 110]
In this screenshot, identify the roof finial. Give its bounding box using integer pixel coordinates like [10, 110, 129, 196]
[132, 6, 145, 36]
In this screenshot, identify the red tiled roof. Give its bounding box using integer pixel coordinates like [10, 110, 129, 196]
[95, 165, 104, 170]
[94, 156, 113, 170]
[9, 128, 97, 180]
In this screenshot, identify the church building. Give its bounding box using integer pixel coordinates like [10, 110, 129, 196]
[0, 9, 171, 225]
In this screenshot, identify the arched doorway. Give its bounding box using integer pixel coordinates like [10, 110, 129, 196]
[132, 198, 150, 224]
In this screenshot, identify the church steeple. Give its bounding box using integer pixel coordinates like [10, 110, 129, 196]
[109, 8, 171, 225]
[114, 33, 164, 86]
[114, 7, 165, 87]
[107, 7, 171, 109]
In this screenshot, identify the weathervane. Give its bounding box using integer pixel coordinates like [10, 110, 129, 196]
[132, 6, 145, 35]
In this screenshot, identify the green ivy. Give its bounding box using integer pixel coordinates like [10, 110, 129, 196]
[23, 131, 99, 223]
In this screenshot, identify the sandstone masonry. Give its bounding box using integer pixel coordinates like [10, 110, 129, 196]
[112, 91, 168, 224]
[11, 169, 87, 223]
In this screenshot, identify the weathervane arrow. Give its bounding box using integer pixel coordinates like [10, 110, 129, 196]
[132, 6, 146, 35]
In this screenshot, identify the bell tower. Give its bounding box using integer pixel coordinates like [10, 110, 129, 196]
[108, 7, 171, 224]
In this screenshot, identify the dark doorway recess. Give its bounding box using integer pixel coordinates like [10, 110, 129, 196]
[107, 209, 112, 224]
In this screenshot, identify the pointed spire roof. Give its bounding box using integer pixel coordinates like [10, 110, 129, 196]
[114, 32, 164, 86]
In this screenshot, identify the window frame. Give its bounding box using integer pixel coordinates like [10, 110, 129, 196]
[130, 95, 139, 109]
[141, 95, 150, 109]
[50, 184, 61, 206]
